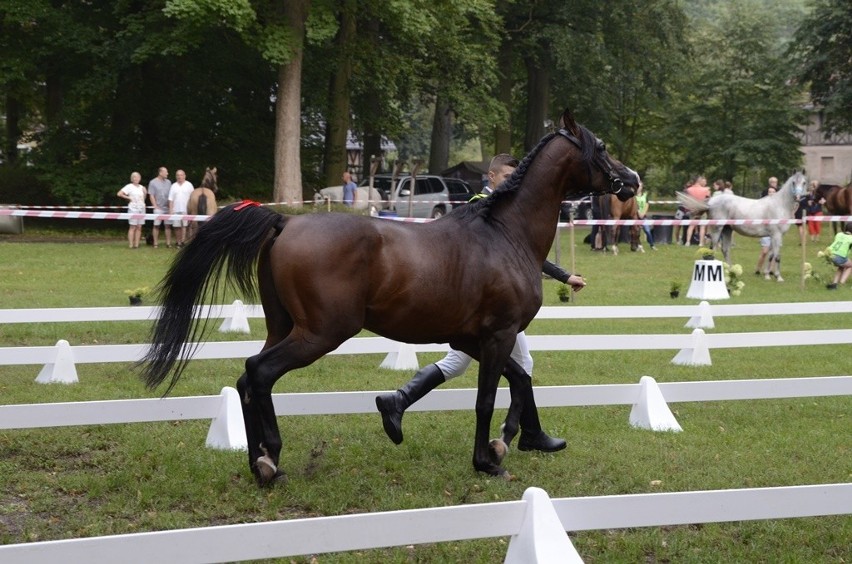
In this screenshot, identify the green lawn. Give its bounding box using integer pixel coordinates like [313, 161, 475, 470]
[0, 222, 850, 562]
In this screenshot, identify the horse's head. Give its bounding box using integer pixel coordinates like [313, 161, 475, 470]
[558, 108, 639, 202]
[201, 167, 219, 192]
[783, 171, 807, 198]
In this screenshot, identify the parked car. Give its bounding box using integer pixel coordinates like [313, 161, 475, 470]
[560, 194, 594, 222]
[363, 174, 475, 218]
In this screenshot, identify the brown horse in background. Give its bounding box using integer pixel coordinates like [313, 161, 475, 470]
[187, 167, 218, 239]
[597, 193, 640, 254]
[141, 108, 639, 485]
[818, 182, 852, 234]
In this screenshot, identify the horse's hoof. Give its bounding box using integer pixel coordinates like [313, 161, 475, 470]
[253, 455, 279, 486]
[489, 438, 509, 465]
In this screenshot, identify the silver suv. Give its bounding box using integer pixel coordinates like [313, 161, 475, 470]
[363, 174, 475, 219]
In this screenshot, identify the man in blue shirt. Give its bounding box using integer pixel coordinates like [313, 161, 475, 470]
[342, 171, 357, 207]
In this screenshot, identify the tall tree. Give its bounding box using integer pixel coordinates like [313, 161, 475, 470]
[667, 0, 806, 191]
[789, 0, 852, 135]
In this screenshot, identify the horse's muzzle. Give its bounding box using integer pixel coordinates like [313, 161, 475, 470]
[615, 187, 635, 202]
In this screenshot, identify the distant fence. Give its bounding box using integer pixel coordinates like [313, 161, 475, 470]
[3, 301, 852, 381]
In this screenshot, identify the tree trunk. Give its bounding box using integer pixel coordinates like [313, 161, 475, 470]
[362, 132, 382, 177]
[4, 93, 21, 164]
[523, 52, 550, 153]
[429, 95, 452, 174]
[494, 41, 514, 156]
[322, 0, 356, 187]
[273, 1, 309, 205]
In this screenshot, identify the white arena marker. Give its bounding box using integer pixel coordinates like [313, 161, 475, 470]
[35, 339, 79, 384]
[218, 299, 251, 334]
[379, 343, 420, 370]
[206, 387, 248, 450]
[685, 300, 715, 329]
[506, 487, 583, 563]
[629, 376, 683, 432]
[671, 328, 712, 366]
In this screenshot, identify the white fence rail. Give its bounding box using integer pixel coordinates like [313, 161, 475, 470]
[0, 483, 849, 564]
[3, 300, 852, 324]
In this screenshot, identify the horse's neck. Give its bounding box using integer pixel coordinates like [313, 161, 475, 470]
[495, 144, 574, 262]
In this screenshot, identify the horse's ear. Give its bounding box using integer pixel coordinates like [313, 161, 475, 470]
[559, 108, 579, 136]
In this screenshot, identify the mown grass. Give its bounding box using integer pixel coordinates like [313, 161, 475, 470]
[0, 223, 850, 562]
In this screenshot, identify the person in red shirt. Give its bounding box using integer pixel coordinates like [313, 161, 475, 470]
[684, 175, 710, 246]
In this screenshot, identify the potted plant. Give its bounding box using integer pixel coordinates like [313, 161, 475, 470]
[124, 286, 150, 306]
[669, 280, 681, 299]
[694, 246, 716, 261]
[557, 284, 571, 302]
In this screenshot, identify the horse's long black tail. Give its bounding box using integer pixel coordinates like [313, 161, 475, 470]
[140, 203, 285, 393]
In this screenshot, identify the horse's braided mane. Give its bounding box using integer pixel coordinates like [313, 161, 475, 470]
[452, 125, 597, 223]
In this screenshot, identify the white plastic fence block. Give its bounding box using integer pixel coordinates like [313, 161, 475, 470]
[671, 328, 712, 366]
[379, 343, 420, 370]
[205, 386, 248, 450]
[505, 487, 583, 563]
[35, 339, 78, 384]
[685, 300, 715, 329]
[629, 376, 683, 432]
[218, 300, 251, 334]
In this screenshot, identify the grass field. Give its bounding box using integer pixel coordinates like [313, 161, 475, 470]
[1, 219, 850, 562]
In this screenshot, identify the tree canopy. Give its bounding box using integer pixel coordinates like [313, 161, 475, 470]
[0, 0, 833, 206]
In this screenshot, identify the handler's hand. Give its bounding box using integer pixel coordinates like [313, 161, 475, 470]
[567, 274, 586, 292]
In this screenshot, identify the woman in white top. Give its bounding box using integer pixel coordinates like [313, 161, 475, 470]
[117, 171, 147, 249]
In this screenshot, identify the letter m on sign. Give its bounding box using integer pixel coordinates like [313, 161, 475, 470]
[708, 263, 723, 281]
[693, 263, 706, 281]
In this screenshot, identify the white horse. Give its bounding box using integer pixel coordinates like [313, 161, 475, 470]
[677, 172, 807, 282]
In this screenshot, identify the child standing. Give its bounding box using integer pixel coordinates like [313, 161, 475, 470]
[826, 221, 852, 289]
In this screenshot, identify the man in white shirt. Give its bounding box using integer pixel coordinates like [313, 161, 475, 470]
[168, 169, 195, 247]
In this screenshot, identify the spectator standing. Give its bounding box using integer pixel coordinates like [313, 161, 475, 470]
[684, 175, 710, 246]
[760, 176, 778, 198]
[168, 169, 194, 247]
[342, 171, 357, 207]
[148, 166, 172, 248]
[805, 180, 825, 243]
[635, 181, 656, 250]
[826, 221, 852, 289]
[116, 171, 147, 249]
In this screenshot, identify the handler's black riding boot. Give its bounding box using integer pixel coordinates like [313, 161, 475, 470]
[516, 375, 567, 453]
[376, 364, 445, 445]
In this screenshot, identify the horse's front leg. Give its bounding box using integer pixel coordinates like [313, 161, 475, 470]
[488, 361, 525, 466]
[772, 234, 784, 282]
[473, 338, 514, 478]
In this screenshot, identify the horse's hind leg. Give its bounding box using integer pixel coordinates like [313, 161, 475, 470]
[239, 330, 345, 486]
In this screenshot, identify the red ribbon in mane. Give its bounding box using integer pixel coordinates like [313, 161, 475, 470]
[234, 199, 261, 211]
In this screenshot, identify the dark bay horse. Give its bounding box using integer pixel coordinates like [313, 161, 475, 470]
[141, 109, 639, 485]
[597, 193, 640, 254]
[817, 182, 852, 234]
[187, 167, 218, 239]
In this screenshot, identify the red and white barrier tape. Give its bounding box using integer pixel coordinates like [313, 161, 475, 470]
[3, 207, 851, 227]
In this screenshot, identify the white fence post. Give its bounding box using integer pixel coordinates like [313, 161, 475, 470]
[35, 339, 78, 384]
[218, 300, 251, 334]
[205, 387, 248, 450]
[505, 487, 583, 563]
[671, 328, 712, 366]
[629, 376, 683, 432]
[380, 343, 419, 370]
[685, 300, 715, 329]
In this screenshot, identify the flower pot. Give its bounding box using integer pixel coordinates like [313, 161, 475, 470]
[559, 295, 570, 303]
[669, 291, 680, 299]
[129, 296, 143, 306]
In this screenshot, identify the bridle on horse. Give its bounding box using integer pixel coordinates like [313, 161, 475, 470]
[557, 128, 631, 199]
